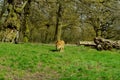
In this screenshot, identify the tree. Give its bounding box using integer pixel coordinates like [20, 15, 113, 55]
[1, 0, 31, 43]
[0, 0, 119, 43]
[76, 0, 120, 39]
[23, 0, 31, 42]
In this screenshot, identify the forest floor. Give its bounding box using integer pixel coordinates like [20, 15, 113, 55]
[0, 43, 120, 80]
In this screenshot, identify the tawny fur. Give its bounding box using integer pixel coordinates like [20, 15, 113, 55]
[56, 40, 65, 52]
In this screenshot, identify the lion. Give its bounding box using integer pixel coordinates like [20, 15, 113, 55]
[56, 40, 65, 52]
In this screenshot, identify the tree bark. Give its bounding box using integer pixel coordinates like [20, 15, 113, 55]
[2, 0, 29, 43]
[2, 1, 20, 43]
[23, 0, 31, 42]
[54, 2, 62, 41]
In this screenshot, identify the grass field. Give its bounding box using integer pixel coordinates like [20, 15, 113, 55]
[0, 43, 120, 80]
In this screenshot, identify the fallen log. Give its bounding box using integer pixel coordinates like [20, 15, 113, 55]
[78, 38, 120, 50]
[94, 37, 120, 50]
[79, 41, 96, 46]
[112, 40, 120, 49]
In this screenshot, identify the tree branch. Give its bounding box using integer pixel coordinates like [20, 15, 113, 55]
[14, 1, 28, 13]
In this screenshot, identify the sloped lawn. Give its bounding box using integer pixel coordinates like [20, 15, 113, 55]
[0, 43, 120, 80]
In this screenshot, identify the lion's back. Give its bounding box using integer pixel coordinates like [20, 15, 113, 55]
[56, 40, 65, 51]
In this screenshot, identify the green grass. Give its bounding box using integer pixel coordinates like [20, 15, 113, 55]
[0, 43, 120, 80]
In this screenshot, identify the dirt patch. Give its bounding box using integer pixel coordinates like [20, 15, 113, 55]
[4, 65, 60, 80]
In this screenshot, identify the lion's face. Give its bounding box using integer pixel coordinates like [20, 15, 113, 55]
[56, 40, 65, 52]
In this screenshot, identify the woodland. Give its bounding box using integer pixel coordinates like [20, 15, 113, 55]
[0, 0, 120, 44]
[0, 1, 120, 79]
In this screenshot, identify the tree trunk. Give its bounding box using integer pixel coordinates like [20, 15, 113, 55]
[96, 29, 102, 37]
[23, 0, 31, 42]
[1, 0, 29, 43]
[2, 1, 20, 43]
[54, 2, 62, 41]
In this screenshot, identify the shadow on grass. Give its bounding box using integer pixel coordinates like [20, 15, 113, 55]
[50, 49, 58, 52]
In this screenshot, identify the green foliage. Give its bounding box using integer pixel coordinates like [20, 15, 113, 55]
[0, 43, 120, 80]
[0, 0, 120, 43]
[28, 0, 120, 42]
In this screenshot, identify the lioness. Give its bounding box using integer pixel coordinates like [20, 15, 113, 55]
[56, 40, 65, 52]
